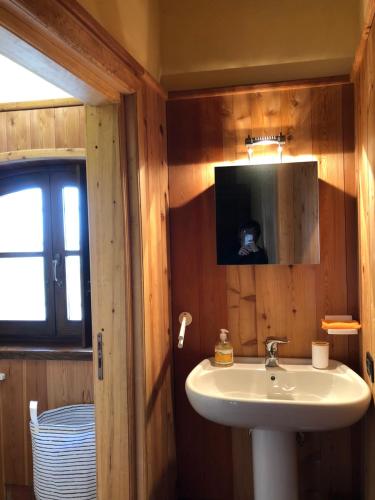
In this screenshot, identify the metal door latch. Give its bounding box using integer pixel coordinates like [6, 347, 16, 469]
[97, 333, 103, 380]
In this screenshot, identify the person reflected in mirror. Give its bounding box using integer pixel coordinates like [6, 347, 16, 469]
[237, 220, 268, 265]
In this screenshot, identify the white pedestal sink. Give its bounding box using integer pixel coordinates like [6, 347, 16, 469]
[185, 358, 371, 500]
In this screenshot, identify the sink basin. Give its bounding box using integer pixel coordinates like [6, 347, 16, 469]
[185, 357, 371, 431]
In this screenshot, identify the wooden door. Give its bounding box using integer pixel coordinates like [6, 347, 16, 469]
[85, 104, 135, 500]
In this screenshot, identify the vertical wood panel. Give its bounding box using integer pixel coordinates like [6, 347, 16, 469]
[355, 10, 375, 500]
[55, 106, 85, 148]
[46, 360, 93, 407]
[0, 105, 85, 154]
[5, 112, 31, 151]
[139, 85, 176, 500]
[29, 108, 55, 149]
[169, 97, 233, 500]
[0, 114, 7, 153]
[85, 104, 132, 500]
[168, 82, 357, 500]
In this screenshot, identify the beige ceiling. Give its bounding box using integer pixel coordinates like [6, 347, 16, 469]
[78, 0, 362, 91]
[160, 0, 360, 90]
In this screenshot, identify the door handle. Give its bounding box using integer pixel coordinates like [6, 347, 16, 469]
[52, 253, 63, 287]
[0, 373, 6, 381]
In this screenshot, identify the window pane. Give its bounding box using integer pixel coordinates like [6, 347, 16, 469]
[0, 257, 46, 320]
[0, 188, 43, 252]
[63, 187, 80, 251]
[65, 256, 82, 320]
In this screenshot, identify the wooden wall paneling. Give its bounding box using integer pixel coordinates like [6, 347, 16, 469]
[255, 89, 316, 360]
[0, 359, 93, 497]
[168, 97, 233, 500]
[0, 114, 7, 152]
[168, 82, 358, 499]
[366, 31, 375, 392]
[312, 86, 349, 361]
[85, 104, 133, 500]
[0, 106, 85, 155]
[46, 360, 93, 408]
[55, 106, 86, 148]
[125, 91, 148, 500]
[342, 84, 360, 371]
[140, 85, 176, 500]
[356, 60, 371, 387]
[140, 83, 164, 497]
[127, 85, 176, 500]
[0, 361, 27, 486]
[5, 111, 31, 152]
[29, 108, 55, 149]
[354, 8, 375, 499]
[23, 361, 48, 486]
[255, 265, 317, 357]
[221, 91, 256, 500]
[231, 428, 253, 500]
[5, 485, 34, 500]
[226, 266, 257, 356]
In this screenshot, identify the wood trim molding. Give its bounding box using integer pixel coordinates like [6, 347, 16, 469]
[0, 0, 166, 103]
[0, 346, 93, 360]
[351, 0, 375, 79]
[0, 98, 82, 112]
[0, 148, 86, 164]
[59, 1, 168, 99]
[168, 75, 351, 101]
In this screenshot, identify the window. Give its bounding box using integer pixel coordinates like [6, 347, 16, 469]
[0, 161, 91, 345]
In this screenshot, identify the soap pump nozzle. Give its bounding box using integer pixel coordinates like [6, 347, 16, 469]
[220, 328, 229, 343]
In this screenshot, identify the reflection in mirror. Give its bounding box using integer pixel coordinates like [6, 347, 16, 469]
[215, 162, 320, 265]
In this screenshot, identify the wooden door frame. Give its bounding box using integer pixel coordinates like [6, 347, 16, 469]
[0, 1, 165, 498]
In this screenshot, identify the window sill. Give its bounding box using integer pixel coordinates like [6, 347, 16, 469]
[0, 345, 93, 361]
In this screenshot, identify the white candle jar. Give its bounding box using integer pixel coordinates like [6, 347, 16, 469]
[312, 341, 329, 369]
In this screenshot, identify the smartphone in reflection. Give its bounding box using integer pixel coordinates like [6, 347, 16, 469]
[243, 233, 253, 247]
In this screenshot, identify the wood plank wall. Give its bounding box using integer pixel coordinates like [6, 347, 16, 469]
[167, 83, 359, 500]
[0, 360, 93, 499]
[139, 84, 176, 500]
[354, 5, 375, 500]
[126, 84, 176, 500]
[0, 105, 85, 151]
[0, 104, 93, 500]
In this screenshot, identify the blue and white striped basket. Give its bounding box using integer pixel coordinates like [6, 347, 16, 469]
[29, 401, 96, 500]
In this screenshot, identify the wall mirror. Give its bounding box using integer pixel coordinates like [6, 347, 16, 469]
[215, 161, 320, 265]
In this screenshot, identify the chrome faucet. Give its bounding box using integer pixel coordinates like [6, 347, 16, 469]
[265, 337, 289, 367]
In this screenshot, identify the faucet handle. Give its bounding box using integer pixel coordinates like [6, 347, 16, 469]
[265, 337, 289, 354]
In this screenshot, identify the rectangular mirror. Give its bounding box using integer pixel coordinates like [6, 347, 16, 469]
[215, 161, 320, 265]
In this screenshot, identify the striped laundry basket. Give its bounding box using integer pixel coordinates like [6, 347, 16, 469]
[29, 401, 96, 500]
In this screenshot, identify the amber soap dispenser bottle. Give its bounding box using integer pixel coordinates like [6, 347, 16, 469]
[215, 329, 234, 367]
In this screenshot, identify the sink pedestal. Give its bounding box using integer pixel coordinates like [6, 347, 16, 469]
[252, 429, 298, 500]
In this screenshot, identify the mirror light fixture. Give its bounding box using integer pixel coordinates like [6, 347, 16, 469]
[245, 132, 286, 162]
